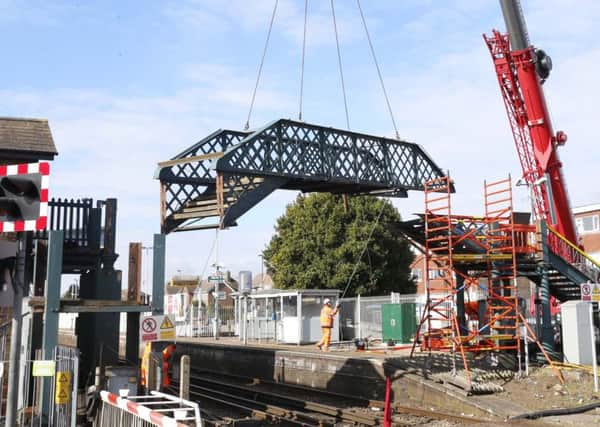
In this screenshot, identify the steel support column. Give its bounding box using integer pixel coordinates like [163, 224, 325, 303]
[539, 221, 557, 360]
[41, 230, 64, 420]
[455, 273, 466, 335]
[5, 232, 27, 427]
[538, 264, 556, 359]
[126, 243, 142, 364]
[152, 234, 166, 315]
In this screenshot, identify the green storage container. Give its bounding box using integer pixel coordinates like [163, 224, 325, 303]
[382, 303, 417, 343]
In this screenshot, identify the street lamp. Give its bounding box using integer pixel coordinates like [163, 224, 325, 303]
[259, 254, 264, 288]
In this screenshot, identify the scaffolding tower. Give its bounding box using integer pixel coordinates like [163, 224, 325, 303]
[413, 175, 526, 383]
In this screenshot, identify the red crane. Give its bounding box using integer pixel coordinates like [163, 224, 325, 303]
[483, 0, 578, 244]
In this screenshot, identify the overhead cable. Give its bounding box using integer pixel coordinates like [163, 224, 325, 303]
[357, 0, 400, 139]
[245, 0, 279, 130]
[340, 199, 387, 299]
[330, 0, 350, 130]
[298, 0, 309, 121]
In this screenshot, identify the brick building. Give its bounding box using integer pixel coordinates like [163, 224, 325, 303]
[573, 204, 600, 261]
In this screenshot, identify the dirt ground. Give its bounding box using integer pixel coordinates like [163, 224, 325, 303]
[500, 365, 600, 412]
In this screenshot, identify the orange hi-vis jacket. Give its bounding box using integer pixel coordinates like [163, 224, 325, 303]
[162, 344, 176, 388]
[320, 305, 338, 328]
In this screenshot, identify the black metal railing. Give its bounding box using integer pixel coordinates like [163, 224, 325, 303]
[35, 198, 94, 246]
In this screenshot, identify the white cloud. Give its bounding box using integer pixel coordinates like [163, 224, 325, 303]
[166, 0, 368, 48]
[0, 60, 296, 280]
[3, 1, 599, 288]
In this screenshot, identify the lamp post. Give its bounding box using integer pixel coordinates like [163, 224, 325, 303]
[142, 245, 153, 305]
[259, 254, 264, 289]
[211, 263, 223, 340]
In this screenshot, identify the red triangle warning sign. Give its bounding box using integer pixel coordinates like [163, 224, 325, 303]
[160, 316, 174, 329]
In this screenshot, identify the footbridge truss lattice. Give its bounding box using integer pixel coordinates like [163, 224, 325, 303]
[156, 119, 452, 233]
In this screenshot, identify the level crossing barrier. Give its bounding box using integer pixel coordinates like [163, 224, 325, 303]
[97, 390, 201, 427]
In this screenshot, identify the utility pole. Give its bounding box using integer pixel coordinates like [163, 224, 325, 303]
[6, 232, 27, 427]
[213, 230, 221, 340]
[214, 264, 220, 340]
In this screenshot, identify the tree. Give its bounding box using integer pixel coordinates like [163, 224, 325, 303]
[262, 193, 415, 296]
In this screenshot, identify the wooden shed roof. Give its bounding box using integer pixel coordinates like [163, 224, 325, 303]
[0, 117, 57, 161]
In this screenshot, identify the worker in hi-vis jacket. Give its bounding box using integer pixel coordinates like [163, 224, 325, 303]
[316, 298, 340, 351]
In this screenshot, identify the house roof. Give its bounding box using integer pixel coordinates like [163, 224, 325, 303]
[573, 204, 600, 215]
[0, 117, 58, 160]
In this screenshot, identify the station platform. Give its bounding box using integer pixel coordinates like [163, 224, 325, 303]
[171, 336, 531, 419]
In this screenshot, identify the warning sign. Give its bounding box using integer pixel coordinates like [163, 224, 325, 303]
[161, 316, 174, 330]
[593, 284, 600, 302]
[159, 315, 175, 340]
[140, 315, 176, 342]
[55, 371, 71, 405]
[140, 316, 158, 342]
[581, 282, 600, 302]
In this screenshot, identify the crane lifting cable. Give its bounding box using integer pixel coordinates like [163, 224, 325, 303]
[245, 0, 278, 130]
[339, 199, 387, 299]
[298, 0, 309, 121]
[240, 1, 407, 298]
[356, 0, 400, 139]
[245, 0, 401, 140]
[330, 0, 351, 130]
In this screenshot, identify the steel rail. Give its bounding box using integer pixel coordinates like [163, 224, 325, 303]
[186, 385, 320, 427]
[187, 369, 493, 425]
[188, 375, 380, 426]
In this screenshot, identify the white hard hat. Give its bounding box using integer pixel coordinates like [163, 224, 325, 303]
[324, 298, 331, 305]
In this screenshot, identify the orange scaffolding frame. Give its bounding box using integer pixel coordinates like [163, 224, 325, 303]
[412, 175, 563, 385]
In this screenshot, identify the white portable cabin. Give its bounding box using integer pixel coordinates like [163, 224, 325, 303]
[234, 289, 340, 344]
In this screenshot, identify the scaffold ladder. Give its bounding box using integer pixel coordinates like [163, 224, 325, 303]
[412, 176, 471, 381]
[483, 176, 521, 359]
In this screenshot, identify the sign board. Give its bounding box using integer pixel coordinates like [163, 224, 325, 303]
[581, 282, 600, 302]
[32, 360, 56, 377]
[159, 315, 176, 340]
[216, 291, 227, 300]
[208, 275, 224, 283]
[55, 371, 71, 405]
[140, 315, 175, 342]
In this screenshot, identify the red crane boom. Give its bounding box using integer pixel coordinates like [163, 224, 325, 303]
[483, 0, 578, 244]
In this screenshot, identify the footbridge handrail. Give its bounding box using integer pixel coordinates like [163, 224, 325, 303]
[546, 223, 600, 281]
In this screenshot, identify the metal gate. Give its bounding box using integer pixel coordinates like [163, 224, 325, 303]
[47, 345, 79, 427]
[96, 390, 201, 426]
[0, 343, 79, 427]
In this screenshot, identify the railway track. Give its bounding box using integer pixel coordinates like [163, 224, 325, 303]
[172, 369, 497, 426]
[184, 369, 491, 425]
[174, 375, 380, 426]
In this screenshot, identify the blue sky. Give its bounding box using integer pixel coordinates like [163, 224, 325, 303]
[2, 0, 599, 293]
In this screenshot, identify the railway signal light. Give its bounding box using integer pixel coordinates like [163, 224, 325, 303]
[0, 162, 50, 232]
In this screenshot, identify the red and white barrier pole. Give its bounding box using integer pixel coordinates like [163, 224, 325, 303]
[383, 376, 392, 427]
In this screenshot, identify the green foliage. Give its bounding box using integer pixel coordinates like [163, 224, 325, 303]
[262, 194, 415, 296]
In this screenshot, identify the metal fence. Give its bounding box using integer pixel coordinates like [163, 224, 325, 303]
[0, 339, 79, 427]
[96, 390, 201, 427]
[47, 346, 79, 427]
[175, 304, 236, 338]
